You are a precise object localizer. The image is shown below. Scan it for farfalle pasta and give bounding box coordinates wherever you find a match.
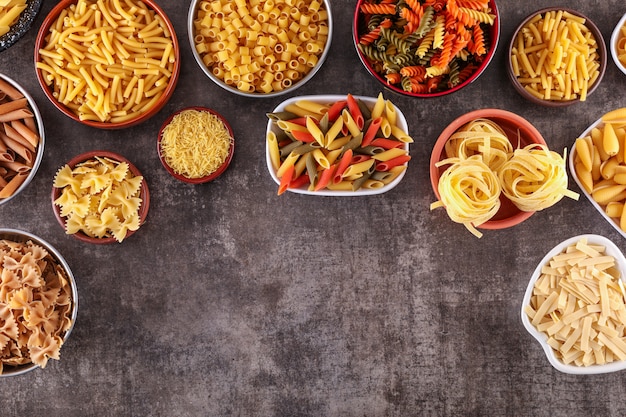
[53,156,145,242]
[0,239,74,373]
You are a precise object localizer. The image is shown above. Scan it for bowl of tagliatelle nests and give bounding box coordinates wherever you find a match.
[51,150,150,244]
[188,0,332,97]
[430,108,579,238]
[353,0,500,97]
[157,107,234,184]
[0,228,78,377]
[33,0,180,129]
[0,73,45,207]
[507,7,606,107]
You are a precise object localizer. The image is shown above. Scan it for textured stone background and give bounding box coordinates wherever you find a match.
[2,1,626,416]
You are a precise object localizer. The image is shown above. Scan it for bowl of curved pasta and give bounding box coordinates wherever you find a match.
[158,106,234,184]
[610,12,626,76]
[507,8,606,107]
[51,150,150,244]
[0,0,43,52]
[522,234,626,374]
[0,73,45,207]
[34,0,180,129]
[188,0,333,97]
[569,108,626,239]
[266,93,412,196]
[0,228,78,377]
[430,108,579,238]
[352,0,500,97]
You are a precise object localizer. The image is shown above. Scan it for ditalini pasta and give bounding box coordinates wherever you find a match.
[0,0,26,37]
[573,108,626,233]
[431,117,578,238]
[36,0,177,123]
[0,238,74,373]
[53,156,145,242]
[510,10,601,102]
[524,237,626,367]
[267,93,412,194]
[356,0,496,94]
[192,0,329,94]
[0,79,40,200]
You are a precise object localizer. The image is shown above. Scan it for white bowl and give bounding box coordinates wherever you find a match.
[265,94,410,196]
[521,234,626,374]
[568,116,626,239]
[610,12,626,76]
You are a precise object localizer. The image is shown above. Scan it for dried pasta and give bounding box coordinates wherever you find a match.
[35,0,177,123]
[0,0,26,37]
[0,238,74,373]
[53,156,144,242]
[524,237,626,367]
[617,21,626,69]
[266,93,412,194]
[357,0,496,94]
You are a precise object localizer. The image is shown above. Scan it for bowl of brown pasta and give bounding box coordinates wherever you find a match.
[188,0,333,97]
[0,73,45,207]
[158,106,235,184]
[430,108,578,238]
[507,8,606,107]
[51,150,150,244]
[0,228,78,377]
[352,0,500,97]
[33,0,180,129]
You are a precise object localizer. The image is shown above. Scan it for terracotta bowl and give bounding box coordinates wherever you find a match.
[0,228,78,377]
[0,73,45,207]
[352,0,500,97]
[51,150,150,244]
[188,0,333,98]
[34,0,180,129]
[157,106,234,184]
[430,108,547,230]
[507,7,606,107]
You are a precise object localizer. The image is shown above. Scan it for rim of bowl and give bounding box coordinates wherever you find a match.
[429,108,547,229]
[352,0,500,98]
[506,7,607,107]
[187,0,333,98]
[0,72,45,207]
[521,234,626,374]
[157,106,235,184]
[0,0,43,53]
[610,12,626,76]
[0,227,78,377]
[33,0,180,129]
[265,94,410,196]
[50,150,150,244]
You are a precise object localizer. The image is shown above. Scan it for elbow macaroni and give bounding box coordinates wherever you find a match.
[193,0,329,94]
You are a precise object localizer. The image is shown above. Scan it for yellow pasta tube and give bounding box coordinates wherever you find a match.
[603,123,620,156]
[575,137,593,171]
[305,116,324,147]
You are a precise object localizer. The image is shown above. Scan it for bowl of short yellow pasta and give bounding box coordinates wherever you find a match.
[610,12,626,76]
[188,0,333,97]
[34,0,180,129]
[507,7,606,107]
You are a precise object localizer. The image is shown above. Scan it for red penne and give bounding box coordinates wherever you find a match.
[361,117,382,147]
[277,164,295,195]
[370,138,404,149]
[314,164,337,191]
[290,129,316,143]
[333,149,353,183]
[375,154,411,171]
[326,100,347,122]
[289,173,310,189]
[283,117,310,126]
[351,154,371,164]
[346,94,364,130]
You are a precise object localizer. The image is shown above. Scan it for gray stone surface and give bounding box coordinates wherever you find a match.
[1,1,626,416]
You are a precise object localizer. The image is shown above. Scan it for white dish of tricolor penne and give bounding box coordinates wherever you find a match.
[265,94,412,196]
[0,73,44,206]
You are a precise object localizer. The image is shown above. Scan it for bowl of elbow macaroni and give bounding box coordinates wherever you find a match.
[352,0,500,97]
[507,7,606,107]
[188,0,333,97]
[33,0,180,129]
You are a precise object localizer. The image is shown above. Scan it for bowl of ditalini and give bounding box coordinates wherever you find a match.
[265,93,412,196]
